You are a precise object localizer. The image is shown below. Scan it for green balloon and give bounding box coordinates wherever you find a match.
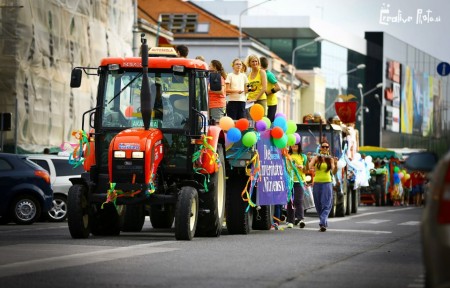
[242,131,257,147]
[273,134,287,149]
[394,166,400,173]
[287,134,296,146]
[286,120,297,134]
[262,117,272,129]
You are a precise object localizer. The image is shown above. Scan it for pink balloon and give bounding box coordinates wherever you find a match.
[294,133,301,144]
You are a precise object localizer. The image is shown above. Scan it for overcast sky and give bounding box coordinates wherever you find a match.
[249,0,449,64]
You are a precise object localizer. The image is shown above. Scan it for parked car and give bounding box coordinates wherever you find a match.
[27,153,84,222]
[405,151,449,288]
[0,153,53,225]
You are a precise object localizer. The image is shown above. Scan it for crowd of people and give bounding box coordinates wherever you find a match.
[174,45,425,233]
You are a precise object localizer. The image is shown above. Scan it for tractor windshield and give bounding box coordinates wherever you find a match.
[102,70,191,129]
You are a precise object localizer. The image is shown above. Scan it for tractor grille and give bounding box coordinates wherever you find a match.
[111,158,145,183]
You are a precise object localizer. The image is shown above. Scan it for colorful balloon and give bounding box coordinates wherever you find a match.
[287,134,296,146]
[226,127,242,143]
[255,120,267,132]
[242,131,257,147]
[219,116,235,131]
[394,166,400,173]
[275,112,286,119]
[249,104,264,121]
[270,127,284,139]
[235,118,249,131]
[294,133,301,144]
[273,117,287,132]
[286,120,297,134]
[262,117,271,129]
[273,134,288,148]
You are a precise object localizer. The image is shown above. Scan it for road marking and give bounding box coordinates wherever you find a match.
[300,227,391,234]
[0,241,178,278]
[399,221,420,226]
[356,219,391,224]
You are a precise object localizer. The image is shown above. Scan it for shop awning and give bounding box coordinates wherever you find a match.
[359,146,402,159]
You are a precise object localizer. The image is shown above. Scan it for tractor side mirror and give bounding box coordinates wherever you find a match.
[70,68,82,88]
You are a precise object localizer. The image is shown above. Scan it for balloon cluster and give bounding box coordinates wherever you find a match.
[393,166,410,184]
[220,104,301,149]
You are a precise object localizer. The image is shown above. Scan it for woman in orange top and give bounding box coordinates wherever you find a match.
[246,55,267,116]
[208,60,227,122]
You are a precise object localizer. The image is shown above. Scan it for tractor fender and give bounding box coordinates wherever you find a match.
[200,125,225,174]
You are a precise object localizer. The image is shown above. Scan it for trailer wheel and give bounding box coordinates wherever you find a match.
[150,205,175,229]
[252,205,273,230]
[67,184,90,238]
[345,187,352,215]
[225,173,252,234]
[121,204,145,232]
[328,190,337,218]
[90,203,121,236]
[175,186,198,240]
[351,188,359,213]
[196,145,226,237]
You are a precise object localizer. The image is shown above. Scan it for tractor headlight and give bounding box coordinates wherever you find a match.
[132,151,144,159]
[114,151,126,158]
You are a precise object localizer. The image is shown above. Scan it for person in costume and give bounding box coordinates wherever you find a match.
[286,144,308,228]
[308,141,337,232]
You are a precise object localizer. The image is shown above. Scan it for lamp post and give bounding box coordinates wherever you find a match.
[325,63,366,115]
[289,37,322,120]
[357,82,383,147]
[238,0,272,59]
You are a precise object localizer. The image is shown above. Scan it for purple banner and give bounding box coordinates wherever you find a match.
[256,130,287,205]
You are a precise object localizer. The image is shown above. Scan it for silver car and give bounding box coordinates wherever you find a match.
[405,151,450,288]
[27,154,84,222]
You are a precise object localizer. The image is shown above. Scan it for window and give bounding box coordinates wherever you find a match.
[0,158,12,171]
[160,14,206,33]
[52,159,84,176]
[30,159,50,173]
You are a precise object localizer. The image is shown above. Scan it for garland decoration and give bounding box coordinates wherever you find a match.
[192,134,220,192]
[66,130,90,168]
[241,151,259,212]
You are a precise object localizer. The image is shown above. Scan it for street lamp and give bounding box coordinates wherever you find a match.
[238,0,272,59]
[290,37,322,119]
[325,63,366,115]
[338,64,366,95]
[357,82,383,147]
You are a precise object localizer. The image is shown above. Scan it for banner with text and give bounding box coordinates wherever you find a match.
[256,130,287,205]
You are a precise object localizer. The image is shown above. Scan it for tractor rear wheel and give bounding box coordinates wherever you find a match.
[196,145,226,237]
[225,173,252,235]
[175,186,198,240]
[67,184,90,238]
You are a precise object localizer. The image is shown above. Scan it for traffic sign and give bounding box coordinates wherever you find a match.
[437,62,450,76]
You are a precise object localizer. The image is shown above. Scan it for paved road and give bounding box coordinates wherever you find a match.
[0,206,424,288]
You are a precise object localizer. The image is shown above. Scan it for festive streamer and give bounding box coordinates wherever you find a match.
[192,134,220,192]
[66,130,90,168]
[241,151,259,212]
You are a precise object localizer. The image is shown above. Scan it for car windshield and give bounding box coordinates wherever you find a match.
[102,70,190,129]
[300,130,342,158]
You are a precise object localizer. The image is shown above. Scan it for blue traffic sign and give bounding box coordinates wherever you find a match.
[437,62,450,76]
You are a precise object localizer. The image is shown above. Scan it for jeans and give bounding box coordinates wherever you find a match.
[312,182,333,227]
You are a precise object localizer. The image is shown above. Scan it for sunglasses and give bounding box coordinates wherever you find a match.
[321,145,329,148]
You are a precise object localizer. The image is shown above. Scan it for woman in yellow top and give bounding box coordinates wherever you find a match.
[246,55,267,116]
[308,141,337,232]
[286,144,307,228]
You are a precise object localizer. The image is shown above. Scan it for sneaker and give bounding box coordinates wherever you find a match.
[299,220,305,228]
[272,223,279,230]
[287,223,294,228]
[294,218,300,226]
[319,225,326,232]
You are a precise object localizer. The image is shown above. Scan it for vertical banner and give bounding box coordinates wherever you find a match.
[256,130,287,205]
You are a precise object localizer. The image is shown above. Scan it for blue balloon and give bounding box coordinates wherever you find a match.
[227,127,242,143]
[273,116,287,132]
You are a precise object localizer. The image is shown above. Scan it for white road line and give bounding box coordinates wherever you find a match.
[299,227,392,234]
[0,241,178,278]
[355,219,391,224]
[399,221,421,226]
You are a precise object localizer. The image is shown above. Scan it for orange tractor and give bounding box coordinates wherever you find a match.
[67,36,226,240]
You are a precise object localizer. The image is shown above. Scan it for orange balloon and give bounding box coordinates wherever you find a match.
[219,116,235,131]
[271,127,284,139]
[125,106,133,117]
[235,118,249,131]
[249,104,264,121]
